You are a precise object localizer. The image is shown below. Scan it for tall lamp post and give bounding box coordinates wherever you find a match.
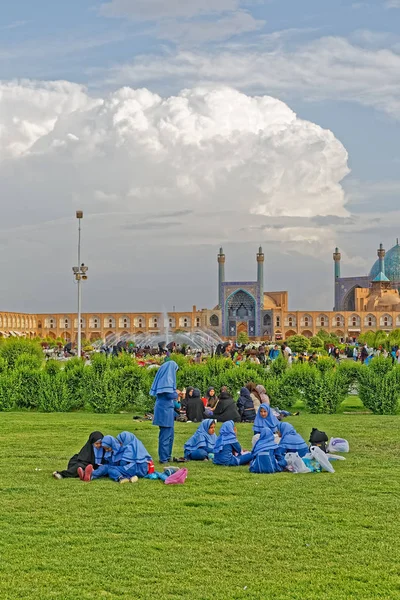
[72,211,88,357]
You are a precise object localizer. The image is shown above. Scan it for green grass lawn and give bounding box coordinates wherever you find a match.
[1,413,400,600]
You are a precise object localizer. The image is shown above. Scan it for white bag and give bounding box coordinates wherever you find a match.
[310,446,335,473]
[326,454,346,461]
[328,437,349,453]
[285,452,311,474]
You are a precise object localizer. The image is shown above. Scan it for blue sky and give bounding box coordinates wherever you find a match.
[0,0,400,312]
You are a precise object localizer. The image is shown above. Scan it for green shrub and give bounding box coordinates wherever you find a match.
[358,363,400,415]
[9,367,42,409]
[0,372,12,410]
[285,335,310,354]
[38,371,71,412]
[0,338,43,369]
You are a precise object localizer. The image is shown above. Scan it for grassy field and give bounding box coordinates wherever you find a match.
[1,413,400,600]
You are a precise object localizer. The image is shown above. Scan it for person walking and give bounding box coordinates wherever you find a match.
[150,360,179,464]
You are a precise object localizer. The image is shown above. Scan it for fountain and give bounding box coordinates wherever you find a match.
[92,326,223,354]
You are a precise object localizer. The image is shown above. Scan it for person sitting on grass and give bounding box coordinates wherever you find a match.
[185,387,205,423]
[183,419,217,461]
[249,428,287,474]
[52,431,103,480]
[212,420,252,466]
[276,422,308,458]
[253,403,280,435]
[78,435,124,481]
[213,386,241,423]
[237,386,256,422]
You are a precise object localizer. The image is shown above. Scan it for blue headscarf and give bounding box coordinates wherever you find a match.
[117,431,135,446]
[121,434,152,464]
[150,361,179,396]
[93,444,104,464]
[278,422,308,450]
[214,421,238,454]
[252,428,277,455]
[184,419,217,453]
[102,435,123,462]
[253,403,280,433]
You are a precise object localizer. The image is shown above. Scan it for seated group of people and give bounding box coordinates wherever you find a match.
[184,403,308,474]
[53,430,154,484]
[176,383,294,424]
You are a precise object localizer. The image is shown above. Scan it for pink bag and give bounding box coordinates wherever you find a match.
[164,468,188,485]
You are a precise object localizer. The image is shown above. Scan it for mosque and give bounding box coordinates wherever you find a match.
[1,243,400,343]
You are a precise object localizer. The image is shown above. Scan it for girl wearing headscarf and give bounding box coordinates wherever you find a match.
[276,422,308,458]
[151,360,179,464]
[186,388,205,422]
[212,421,252,466]
[117,431,135,446]
[253,403,280,435]
[81,435,125,481]
[255,384,270,406]
[213,387,240,423]
[52,431,103,479]
[237,387,256,422]
[203,387,218,417]
[106,434,153,483]
[184,419,217,461]
[249,428,287,474]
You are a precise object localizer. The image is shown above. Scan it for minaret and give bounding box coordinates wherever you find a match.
[257,246,264,298]
[217,247,225,309]
[257,246,264,337]
[333,247,341,310]
[378,243,386,276]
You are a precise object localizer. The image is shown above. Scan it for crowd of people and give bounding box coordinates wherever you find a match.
[53,360,322,482]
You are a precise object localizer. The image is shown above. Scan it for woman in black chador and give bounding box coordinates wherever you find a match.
[53,431,104,479]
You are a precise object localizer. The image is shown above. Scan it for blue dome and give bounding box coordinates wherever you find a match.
[370,242,400,281]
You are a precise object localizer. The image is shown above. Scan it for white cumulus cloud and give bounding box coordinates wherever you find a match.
[0,82,349,228]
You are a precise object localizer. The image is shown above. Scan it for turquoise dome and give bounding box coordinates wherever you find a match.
[370,242,400,281]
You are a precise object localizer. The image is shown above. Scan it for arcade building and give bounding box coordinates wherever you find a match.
[1,243,400,343]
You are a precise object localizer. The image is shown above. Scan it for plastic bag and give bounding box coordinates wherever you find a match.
[285,452,311,473]
[328,437,349,453]
[165,467,188,485]
[310,446,335,473]
[326,454,346,461]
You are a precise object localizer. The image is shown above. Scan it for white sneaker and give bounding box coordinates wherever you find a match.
[129,476,139,484]
[53,472,62,480]
[119,478,130,484]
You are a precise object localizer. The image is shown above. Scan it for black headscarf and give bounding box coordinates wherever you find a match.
[75,431,103,466]
[186,388,205,422]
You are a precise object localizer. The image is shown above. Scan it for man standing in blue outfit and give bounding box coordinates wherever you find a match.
[150,360,179,464]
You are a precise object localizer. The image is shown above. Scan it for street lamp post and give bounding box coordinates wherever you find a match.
[72,211,88,358]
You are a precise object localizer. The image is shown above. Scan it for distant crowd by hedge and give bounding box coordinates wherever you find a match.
[0,338,399,415]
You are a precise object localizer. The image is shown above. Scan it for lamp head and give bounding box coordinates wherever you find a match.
[76,210,83,219]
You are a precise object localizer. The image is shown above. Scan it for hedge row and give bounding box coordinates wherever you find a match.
[0,339,399,414]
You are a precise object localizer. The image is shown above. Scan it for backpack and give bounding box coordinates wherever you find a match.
[309,428,328,453]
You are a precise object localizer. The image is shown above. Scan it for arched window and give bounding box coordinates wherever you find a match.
[104,316,115,328]
[288,317,293,327]
[65,319,69,329]
[210,314,219,327]
[119,316,130,329]
[336,317,341,327]
[196,317,200,327]
[276,316,281,327]
[380,314,392,327]
[263,313,271,326]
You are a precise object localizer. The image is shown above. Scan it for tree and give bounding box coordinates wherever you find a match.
[285,334,310,354]
[309,336,324,351]
[237,331,249,345]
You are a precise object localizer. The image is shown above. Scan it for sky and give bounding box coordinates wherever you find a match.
[1,0,400,314]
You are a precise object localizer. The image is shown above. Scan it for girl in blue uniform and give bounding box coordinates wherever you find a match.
[249,428,287,474]
[253,403,280,435]
[184,419,217,461]
[151,361,179,464]
[276,422,308,458]
[107,434,152,483]
[213,421,252,466]
[79,434,124,481]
